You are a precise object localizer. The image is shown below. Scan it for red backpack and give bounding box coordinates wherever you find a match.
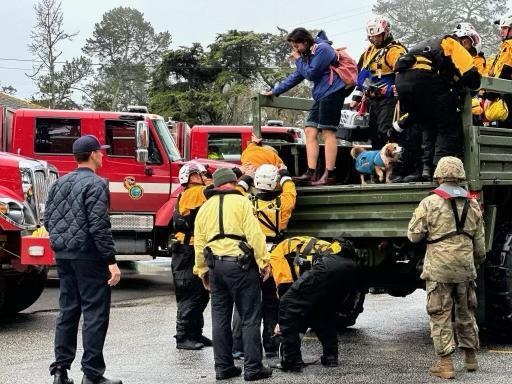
[311,44,358,87]
[331,47,358,87]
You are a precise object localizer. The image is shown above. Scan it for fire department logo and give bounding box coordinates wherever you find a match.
[123,176,144,200]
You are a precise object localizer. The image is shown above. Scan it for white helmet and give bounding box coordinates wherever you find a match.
[453,22,482,52]
[179,161,207,186]
[499,14,512,28]
[366,15,391,38]
[254,164,279,191]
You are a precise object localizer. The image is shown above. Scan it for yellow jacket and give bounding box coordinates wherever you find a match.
[269,236,341,287]
[488,39,512,79]
[473,54,486,75]
[174,184,207,245]
[252,179,297,240]
[241,143,284,168]
[360,41,406,77]
[193,189,269,278]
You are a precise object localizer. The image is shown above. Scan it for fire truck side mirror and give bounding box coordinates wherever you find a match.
[135,121,149,164]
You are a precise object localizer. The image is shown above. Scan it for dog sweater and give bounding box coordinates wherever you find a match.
[355,150,385,175]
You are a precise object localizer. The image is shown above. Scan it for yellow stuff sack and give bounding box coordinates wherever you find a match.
[471,98,483,115]
[485,98,509,121]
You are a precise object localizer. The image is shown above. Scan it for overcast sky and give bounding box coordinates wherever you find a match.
[1,0,510,99]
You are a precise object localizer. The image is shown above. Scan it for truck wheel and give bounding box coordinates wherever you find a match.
[485,225,512,341]
[2,267,48,315]
[336,289,366,330]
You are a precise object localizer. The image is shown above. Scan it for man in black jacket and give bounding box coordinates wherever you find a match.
[45,135,122,384]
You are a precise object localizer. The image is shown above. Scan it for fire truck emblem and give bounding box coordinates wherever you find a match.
[123,176,144,200]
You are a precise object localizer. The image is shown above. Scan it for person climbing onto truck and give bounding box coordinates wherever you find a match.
[262,28,354,186]
[241,135,286,169]
[393,31,481,182]
[407,156,485,380]
[350,16,407,150]
[273,237,360,372]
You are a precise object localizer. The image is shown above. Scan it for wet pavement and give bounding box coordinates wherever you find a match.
[1,263,512,384]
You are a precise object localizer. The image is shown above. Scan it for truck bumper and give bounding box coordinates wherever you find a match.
[20,236,54,265]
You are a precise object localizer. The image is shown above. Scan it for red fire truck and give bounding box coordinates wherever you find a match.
[0,149,57,315]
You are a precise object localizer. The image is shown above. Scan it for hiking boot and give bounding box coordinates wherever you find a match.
[462,348,478,372]
[216,366,242,380]
[195,335,213,347]
[402,172,422,183]
[422,165,433,181]
[81,375,122,384]
[176,338,204,350]
[53,368,74,384]
[429,355,455,379]
[244,366,273,381]
[320,355,338,367]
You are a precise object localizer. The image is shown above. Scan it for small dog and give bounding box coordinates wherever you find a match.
[350,143,403,184]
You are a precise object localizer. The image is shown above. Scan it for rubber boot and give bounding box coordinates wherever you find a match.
[429,355,455,379]
[462,348,478,372]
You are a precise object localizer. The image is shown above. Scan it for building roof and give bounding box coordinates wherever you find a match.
[0,92,43,109]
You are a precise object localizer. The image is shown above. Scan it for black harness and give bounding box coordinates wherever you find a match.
[207,193,247,243]
[427,187,474,244]
[284,238,324,281]
[172,192,199,245]
[252,195,282,242]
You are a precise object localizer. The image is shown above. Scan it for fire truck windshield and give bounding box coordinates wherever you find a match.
[152,119,182,161]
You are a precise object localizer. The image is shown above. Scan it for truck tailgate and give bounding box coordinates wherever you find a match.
[287,183,434,238]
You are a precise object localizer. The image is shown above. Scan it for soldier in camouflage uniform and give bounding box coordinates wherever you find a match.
[407,156,485,379]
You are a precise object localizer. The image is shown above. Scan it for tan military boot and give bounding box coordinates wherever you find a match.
[462,348,478,371]
[429,355,455,379]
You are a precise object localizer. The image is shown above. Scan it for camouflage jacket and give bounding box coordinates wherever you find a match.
[407,193,485,283]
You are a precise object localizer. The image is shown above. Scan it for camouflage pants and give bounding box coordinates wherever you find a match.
[426,280,479,356]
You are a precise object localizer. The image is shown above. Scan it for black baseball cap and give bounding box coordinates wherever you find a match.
[72,135,110,154]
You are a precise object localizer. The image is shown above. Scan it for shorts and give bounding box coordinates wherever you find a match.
[305,89,347,130]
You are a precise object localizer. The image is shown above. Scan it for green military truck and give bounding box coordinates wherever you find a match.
[252,77,512,340]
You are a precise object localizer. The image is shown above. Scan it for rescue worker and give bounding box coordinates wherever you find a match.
[393,32,481,182]
[407,156,485,380]
[241,135,286,169]
[234,164,297,358]
[350,15,407,149]
[453,23,485,75]
[193,168,273,381]
[486,14,512,127]
[263,28,354,186]
[171,161,212,350]
[275,238,360,372]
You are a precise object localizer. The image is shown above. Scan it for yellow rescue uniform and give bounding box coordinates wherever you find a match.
[241,143,284,168]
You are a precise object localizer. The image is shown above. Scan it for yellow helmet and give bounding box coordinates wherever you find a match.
[433,156,466,181]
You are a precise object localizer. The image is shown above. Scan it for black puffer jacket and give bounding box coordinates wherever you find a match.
[44,167,116,264]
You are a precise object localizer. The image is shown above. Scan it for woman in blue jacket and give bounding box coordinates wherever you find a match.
[263,28,351,186]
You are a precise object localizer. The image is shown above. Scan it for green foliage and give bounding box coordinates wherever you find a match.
[150,28,314,126]
[374,0,509,54]
[83,7,171,111]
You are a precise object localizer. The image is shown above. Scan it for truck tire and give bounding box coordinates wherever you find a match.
[336,289,366,330]
[2,267,48,315]
[485,225,512,341]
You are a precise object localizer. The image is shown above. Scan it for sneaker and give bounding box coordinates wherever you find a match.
[176,339,204,350]
[216,366,242,380]
[402,172,421,182]
[232,350,244,360]
[244,366,273,381]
